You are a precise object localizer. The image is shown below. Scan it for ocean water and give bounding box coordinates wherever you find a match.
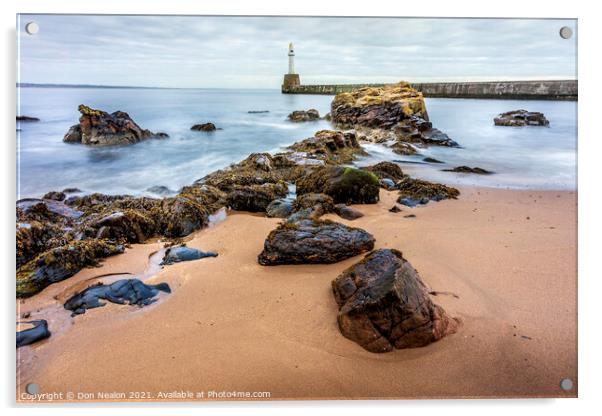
[16,87,577,199]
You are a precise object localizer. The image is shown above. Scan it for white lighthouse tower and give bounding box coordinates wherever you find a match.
[288,42,295,74]
[282,42,300,92]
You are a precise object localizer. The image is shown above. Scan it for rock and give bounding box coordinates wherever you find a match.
[389,205,402,213]
[296,166,380,204]
[391,141,419,155]
[331,82,428,129]
[266,198,294,218]
[62,187,82,194]
[331,249,458,352]
[404,214,416,218]
[494,110,549,126]
[146,185,175,196]
[17,320,51,347]
[258,219,375,265]
[394,116,459,147]
[226,182,288,212]
[88,210,156,243]
[380,178,396,190]
[16,240,125,298]
[396,177,460,207]
[292,193,336,213]
[288,130,366,165]
[423,157,444,164]
[248,110,269,114]
[63,104,163,146]
[42,191,66,201]
[160,196,211,238]
[443,166,493,174]
[64,279,171,316]
[155,132,170,138]
[160,244,217,265]
[334,204,364,220]
[361,161,405,182]
[17,115,40,122]
[191,122,218,131]
[288,109,320,122]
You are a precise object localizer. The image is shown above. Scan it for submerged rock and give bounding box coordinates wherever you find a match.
[396,177,460,207]
[191,122,219,132]
[331,82,428,129]
[63,104,163,146]
[16,319,51,348]
[258,219,375,265]
[494,110,549,127]
[296,166,380,204]
[146,185,175,196]
[331,249,458,352]
[17,239,125,298]
[17,115,40,122]
[443,166,493,175]
[423,157,444,164]
[160,244,217,265]
[288,109,320,122]
[64,279,171,316]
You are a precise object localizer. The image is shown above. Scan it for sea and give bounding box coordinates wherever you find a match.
[16,87,577,199]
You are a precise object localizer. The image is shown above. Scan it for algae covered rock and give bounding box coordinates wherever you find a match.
[63,104,163,146]
[361,161,405,182]
[296,166,380,204]
[258,219,375,265]
[288,109,320,122]
[396,177,460,207]
[226,182,288,212]
[330,82,428,129]
[288,130,366,165]
[17,239,125,298]
[332,248,458,352]
[266,198,294,218]
[494,110,549,127]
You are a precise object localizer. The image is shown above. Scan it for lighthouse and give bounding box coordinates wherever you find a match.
[282,42,300,92]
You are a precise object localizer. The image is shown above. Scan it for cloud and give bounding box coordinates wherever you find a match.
[17,15,577,88]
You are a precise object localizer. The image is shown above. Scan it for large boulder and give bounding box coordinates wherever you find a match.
[330,82,428,129]
[296,166,380,204]
[258,219,375,265]
[494,110,549,127]
[63,104,164,146]
[332,249,458,352]
[288,130,366,165]
[226,182,288,212]
[396,177,460,207]
[288,109,320,122]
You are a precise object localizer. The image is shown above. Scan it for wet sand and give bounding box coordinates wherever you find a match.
[16,187,577,401]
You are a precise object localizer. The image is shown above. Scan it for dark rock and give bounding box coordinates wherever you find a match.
[292,193,335,213]
[288,130,366,165]
[146,185,175,196]
[160,244,217,265]
[361,161,405,182]
[17,240,125,298]
[248,110,269,114]
[258,219,375,265]
[42,191,66,201]
[443,166,494,175]
[155,132,169,138]
[389,205,402,213]
[63,104,163,146]
[160,196,211,238]
[404,214,417,218]
[334,204,364,220]
[191,122,218,132]
[391,141,419,155]
[394,116,459,147]
[62,187,82,194]
[17,115,40,122]
[17,320,51,347]
[396,177,459,207]
[423,157,444,164]
[88,210,156,243]
[266,198,294,218]
[64,279,171,316]
[494,110,549,127]
[288,109,320,122]
[296,166,380,204]
[380,178,396,190]
[331,249,458,352]
[226,182,288,212]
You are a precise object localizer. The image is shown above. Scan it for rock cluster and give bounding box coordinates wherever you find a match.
[494,110,549,126]
[63,104,168,146]
[332,249,458,352]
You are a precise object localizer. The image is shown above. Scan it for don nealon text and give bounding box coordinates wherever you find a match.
[20,390,272,401]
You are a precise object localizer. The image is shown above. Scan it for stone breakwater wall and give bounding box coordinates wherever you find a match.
[282,80,578,100]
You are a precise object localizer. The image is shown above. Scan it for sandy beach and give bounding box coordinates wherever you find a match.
[16,186,577,401]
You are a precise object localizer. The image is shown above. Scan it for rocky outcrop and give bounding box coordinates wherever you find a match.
[296,166,380,204]
[332,249,458,352]
[494,110,549,126]
[64,279,171,316]
[17,320,50,348]
[361,161,405,182]
[288,130,366,165]
[226,182,288,212]
[258,219,375,265]
[160,244,217,265]
[396,177,460,207]
[394,116,459,147]
[443,166,493,174]
[63,104,166,146]
[330,82,428,129]
[288,109,320,122]
[191,122,219,131]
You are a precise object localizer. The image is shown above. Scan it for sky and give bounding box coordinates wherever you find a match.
[17,15,577,89]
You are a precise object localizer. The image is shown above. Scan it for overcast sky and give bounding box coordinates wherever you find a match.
[17,15,577,88]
